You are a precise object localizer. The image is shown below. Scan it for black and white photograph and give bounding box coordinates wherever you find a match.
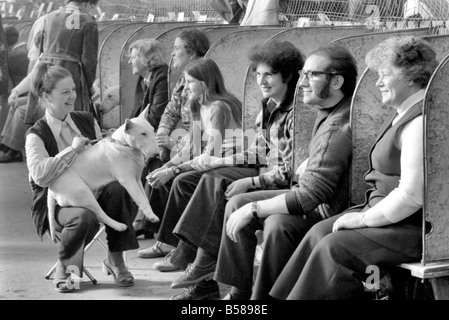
[1,0,449,307]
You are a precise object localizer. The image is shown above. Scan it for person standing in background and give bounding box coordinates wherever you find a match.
[0,25,29,163]
[4,25,28,89]
[24,0,99,125]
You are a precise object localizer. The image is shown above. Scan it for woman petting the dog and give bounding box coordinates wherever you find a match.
[25,63,139,293]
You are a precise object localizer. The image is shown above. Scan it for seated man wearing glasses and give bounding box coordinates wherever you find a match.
[214,43,358,300]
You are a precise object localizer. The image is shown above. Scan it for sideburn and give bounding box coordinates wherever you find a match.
[316,78,332,99]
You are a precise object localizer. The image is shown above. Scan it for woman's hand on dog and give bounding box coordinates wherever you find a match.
[71,136,91,153]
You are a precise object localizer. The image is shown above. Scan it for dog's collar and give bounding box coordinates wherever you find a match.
[107,136,132,148]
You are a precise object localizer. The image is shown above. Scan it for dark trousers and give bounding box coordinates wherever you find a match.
[214,189,322,298]
[146,178,171,234]
[269,213,421,300]
[154,170,205,247]
[149,170,206,269]
[173,167,259,257]
[54,182,139,278]
[137,157,165,232]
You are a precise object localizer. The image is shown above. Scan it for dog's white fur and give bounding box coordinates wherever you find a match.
[47,117,160,242]
[99,85,120,114]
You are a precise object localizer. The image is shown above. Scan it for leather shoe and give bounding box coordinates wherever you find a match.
[221,288,251,300]
[170,279,220,300]
[0,150,23,163]
[171,261,216,289]
[153,250,182,272]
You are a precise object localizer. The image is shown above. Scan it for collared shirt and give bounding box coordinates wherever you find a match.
[46,112,83,151]
[143,71,152,87]
[139,72,153,119]
[393,89,425,126]
[234,97,294,189]
[371,89,424,223]
[158,74,191,132]
[25,111,102,187]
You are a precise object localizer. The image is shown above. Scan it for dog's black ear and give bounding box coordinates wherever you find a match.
[125,119,132,132]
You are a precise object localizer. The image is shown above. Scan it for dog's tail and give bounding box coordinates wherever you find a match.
[47,192,58,244]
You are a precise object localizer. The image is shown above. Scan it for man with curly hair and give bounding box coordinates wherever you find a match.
[215,43,358,300]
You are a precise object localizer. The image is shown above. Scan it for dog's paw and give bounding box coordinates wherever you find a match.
[144,212,160,224]
[110,222,128,232]
[141,208,160,223]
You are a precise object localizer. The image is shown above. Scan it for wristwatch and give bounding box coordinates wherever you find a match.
[251,202,260,220]
[171,167,181,176]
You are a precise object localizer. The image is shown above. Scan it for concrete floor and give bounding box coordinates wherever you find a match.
[0,160,229,300]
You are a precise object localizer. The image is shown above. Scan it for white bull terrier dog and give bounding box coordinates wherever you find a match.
[47,117,160,242]
[99,85,120,114]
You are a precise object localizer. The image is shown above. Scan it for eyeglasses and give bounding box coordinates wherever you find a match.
[299,70,339,81]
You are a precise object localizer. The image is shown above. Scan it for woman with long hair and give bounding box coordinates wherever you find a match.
[138,58,243,265]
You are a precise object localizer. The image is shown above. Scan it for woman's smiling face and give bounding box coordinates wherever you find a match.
[184,72,204,100]
[376,61,413,108]
[256,63,288,103]
[44,76,77,120]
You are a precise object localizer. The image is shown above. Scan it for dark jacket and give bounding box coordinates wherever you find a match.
[7,42,29,88]
[39,4,98,112]
[131,64,169,131]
